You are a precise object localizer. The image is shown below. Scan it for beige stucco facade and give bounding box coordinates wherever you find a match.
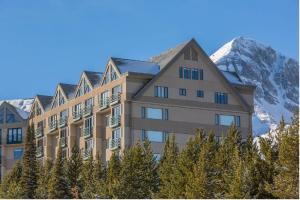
[29,39,255,163]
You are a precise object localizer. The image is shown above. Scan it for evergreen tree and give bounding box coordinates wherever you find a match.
[66,144,83,198]
[20,123,38,198]
[81,152,96,198]
[36,159,53,198]
[0,161,23,198]
[267,114,299,198]
[185,132,217,198]
[116,140,158,198]
[105,152,121,198]
[48,146,71,199]
[156,134,181,198]
[94,152,106,198]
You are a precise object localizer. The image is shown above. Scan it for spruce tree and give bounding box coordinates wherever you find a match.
[156,134,181,198]
[66,144,83,198]
[20,123,38,198]
[48,146,71,198]
[81,152,96,198]
[94,152,106,198]
[36,159,53,198]
[0,161,23,198]
[105,152,121,198]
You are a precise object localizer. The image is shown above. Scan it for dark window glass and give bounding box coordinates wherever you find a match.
[179,88,187,96]
[197,90,204,97]
[184,68,191,79]
[215,92,228,104]
[155,86,168,98]
[179,67,183,78]
[7,128,22,144]
[192,69,199,80]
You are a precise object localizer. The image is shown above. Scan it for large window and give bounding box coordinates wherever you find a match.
[141,130,167,142]
[13,148,23,160]
[112,128,121,139]
[179,88,187,96]
[179,67,203,80]
[6,110,20,123]
[141,107,168,120]
[7,128,22,144]
[73,103,81,115]
[215,92,228,104]
[112,85,122,95]
[85,98,94,108]
[154,86,168,98]
[215,114,241,127]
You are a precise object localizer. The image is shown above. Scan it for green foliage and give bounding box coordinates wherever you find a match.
[105,152,121,198]
[20,124,38,198]
[66,144,83,198]
[36,159,53,198]
[47,146,71,199]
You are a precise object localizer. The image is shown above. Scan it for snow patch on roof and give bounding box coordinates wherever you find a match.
[0,99,34,119]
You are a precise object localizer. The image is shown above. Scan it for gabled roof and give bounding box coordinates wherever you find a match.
[0,101,28,120]
[150,40,189,69]
[134,38,252,112]
[83,71,103,88]
[59,83,77,99]
[111,57,160,75]
[36,95,53,111]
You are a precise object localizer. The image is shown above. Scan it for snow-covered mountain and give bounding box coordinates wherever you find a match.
[210,37,299,136]
[0,99,34,119]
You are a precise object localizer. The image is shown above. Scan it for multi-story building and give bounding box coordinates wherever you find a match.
[29,39,255,162]
[0,101,29,179]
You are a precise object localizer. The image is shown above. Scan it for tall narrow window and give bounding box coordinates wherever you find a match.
[215,92,228,104]
[197,90,204,98]
[154,86,168,98]
[179,67,183,78]
[179,88,187,96]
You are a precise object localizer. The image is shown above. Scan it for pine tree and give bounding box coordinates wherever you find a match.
[185,132,217,198]
[177,129,205,197]
[36,159,53,198]
[156,134,181,198]
[48,146,71,198]
[66,144,83,198]
[81,152,96,198]
[94,152,106,198]
[105,152,121,198]
[20,123,38,198]
[267,114,299,198]
[0,161,23,198]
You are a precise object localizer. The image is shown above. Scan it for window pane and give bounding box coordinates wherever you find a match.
[14,148,23,160]
[147,131,163,142]
[219,115,235,126]
[146,108,163,119]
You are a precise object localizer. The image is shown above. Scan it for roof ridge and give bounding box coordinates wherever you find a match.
[111,57,155,63]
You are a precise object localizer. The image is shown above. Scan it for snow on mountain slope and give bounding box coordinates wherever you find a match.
[210,37,299,136]
[0,99,34,119]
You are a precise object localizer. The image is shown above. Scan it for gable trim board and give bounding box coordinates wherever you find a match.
[133,38,253,113]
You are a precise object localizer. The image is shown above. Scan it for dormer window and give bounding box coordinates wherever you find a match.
[183,47,198,61]
[52,90,65,109]
[76,78,91,97]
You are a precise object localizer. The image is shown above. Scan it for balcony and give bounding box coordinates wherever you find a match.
[110,93,121,105]
[48,121,57,133]
[109,115,121,128]
[60,137,67,148]
[72,111,82,122]
[99,97,110,110]
[108,138,121,150]
[36,146,43,158]
[59,117,68,128]
[35,127,43,138]
[82,127,92,139]
[83,106,93,117]
[82,148,92,160]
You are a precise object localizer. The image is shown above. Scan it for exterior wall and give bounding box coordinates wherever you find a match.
[0,105,27,180]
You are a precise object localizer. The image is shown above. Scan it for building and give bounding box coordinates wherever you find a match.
[0,100,32,179]
[29,39,255,162]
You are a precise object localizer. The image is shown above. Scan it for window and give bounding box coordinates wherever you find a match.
[76,79,91,97]
[84,117,93,130]
[7,128,22,144]
[48,115,57,126]
[85,98,94,108]
[110,66,119,81]
[60,127,68,138]
[191,48,198,61]
[141,107,168,120]
[112,105,121,117]
[215,92,228,104]
[85,139,93,151]
[6,110,20,123]
[60,109,68,119]
[73,103,81,115]
[0,109,4,124]
[183,68,191,79]
[197,90,204,98]
[154,86,168,98]
[215,114,241,127]
[179,88,187,96]
[112,128,121,139]
[112,85,122,95]
[13,148,23,160]
[141,130,167,142]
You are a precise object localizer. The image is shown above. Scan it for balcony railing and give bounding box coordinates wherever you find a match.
[110,93,121,105]
[82,148,92,160]
[48,120,57,132]
[72,110,82,122]
[83,106,93,117]
[109,115,121,128]
[35,127,43,138]
[36,146,43,158]
[82,127,92,139]
[59,117,68,128]
[99,97,110,110]
[60,137,67,148]
[108,138,121,150]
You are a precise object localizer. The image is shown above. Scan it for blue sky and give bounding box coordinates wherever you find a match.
[0,0,298,99]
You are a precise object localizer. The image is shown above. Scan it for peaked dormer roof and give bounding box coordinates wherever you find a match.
[59,83,77,99]
[83,71,103,88]
[111,57,160,75]
[36,95,53,111]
